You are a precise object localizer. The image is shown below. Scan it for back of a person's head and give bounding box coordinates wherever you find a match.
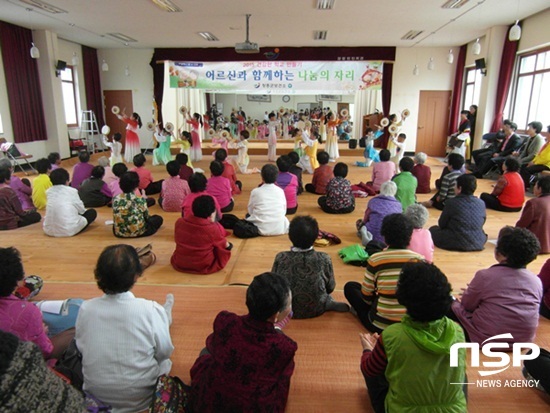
[0,168,10,184]
[381,213,414,248]
[399,157,414,172]
[97,156,109,168]
[536,176,550,194]
[50,168,70,185]
[78,151,90,163]
[276,155,291,173]
[91,165,105,179]
[210,160,225,177]
[240,130,250,140]
[0,246,24,297]
[246,272,290,321]
[166,161,180,177]
[413,152,427,165]
[261,164,278,184]
[496,227,540,268]
[112,163,128,178]
[397,261,453,322]
[333,162,348,178]
[287,151,299,164]
[405,204,429,229]
[175,153,189,166]
[192,195,216,218]
[317,151,330,165]
[379,180,397,197]
[456,174,476,195]
[35,158,51,174]
[0,158,11,170]
[528,121,543,134]
[188,172,207,193]
[289,215,319,249]
[504,156,520,172]
[119,171,140,193]
[47,152,60,164]
[214,149,227,162]
[95,244,142,294]
[379,149,391,162]
[113,132,122,141]
[133,153,146,168]
[448,153,464,171]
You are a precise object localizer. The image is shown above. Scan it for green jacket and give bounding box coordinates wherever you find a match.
[392,172,417,211]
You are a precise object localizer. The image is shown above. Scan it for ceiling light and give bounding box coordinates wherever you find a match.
[447,49,454,64]
[428,57,435,71]
[150,0,182,12]
[71,52,78,66]
[401,30,424,41]
[441,0,470,9]
[106,33,138,43]
[20,0,67,14]
[30,42,40,59]
[198,32,219,41]
[314,31,328,41]
[509,20,521,41]
[101,59,109,72]
[472,38,481,55]
[316,0,335,10]
[413,65,420,76]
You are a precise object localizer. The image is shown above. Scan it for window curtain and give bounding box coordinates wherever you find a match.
[490,23,520,132]
[381,62,393,148]
[82,45,105,127]
[353,89,382,140]
[150,57,165,127]
[0,21,47,143]
[449,45,468,134]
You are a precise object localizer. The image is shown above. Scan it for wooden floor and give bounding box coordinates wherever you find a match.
[5,144,550,412]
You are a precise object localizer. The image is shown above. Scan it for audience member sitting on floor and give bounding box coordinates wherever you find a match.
[78,165,112,208]
[538,258,550,319]
[109,162,156,208]
[405,203,434,263]
[392,157,417,211]
[305,151,333,194]
[206,160,234,213]
[345,213,422,333]
[474,120,521,178]
[0,158,34,211]
[132,153,163,195]
[159,160,190,212]
[275,155,299,215]
[190,272,297,413]
[171,195,232,274]
[47,152,61,171]
[215,148,242,195]
[516,176,550,254]
[360,261,467,413]
[0,168,41,230]
[43,168,97,237]
[356,180,402,245]
[480,156,524,212]
[176,153,194,182]
[182,172,222,220]
[520,127,550,189]
[287,151,304,195]
[368,149,396,193]
[430,174,487,251]
[113,171,163,238]
[450,226,542,345]
[31,158,52,210]
[70,150,94,189]
[411,152,431,194]
[97,155,117,186]
[272,215,349,318]
[423,153,464,210]
[318,162,355,214]
[76,244,174,413]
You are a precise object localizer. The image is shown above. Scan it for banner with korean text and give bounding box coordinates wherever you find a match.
[168,61,383,93]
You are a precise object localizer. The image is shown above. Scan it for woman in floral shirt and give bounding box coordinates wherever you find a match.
[113,171,163,237]
[318,162,355,214]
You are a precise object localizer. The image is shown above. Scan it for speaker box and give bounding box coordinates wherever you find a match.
[56,60,67,71]
[475,58,486,70]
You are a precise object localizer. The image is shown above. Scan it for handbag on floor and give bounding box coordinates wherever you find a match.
[233,219,260,238]
[149,374,191,413]
[338,244,368,266]
[54,338,83,390]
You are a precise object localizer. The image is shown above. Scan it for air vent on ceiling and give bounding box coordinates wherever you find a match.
[316,0,335,10]
[150,0,182,12]
[401,30,424,40]
[106,33,138,43]
[198,32,219,42]
[441,0,470,9]
[314,31,328,40]
[20,0,67,14]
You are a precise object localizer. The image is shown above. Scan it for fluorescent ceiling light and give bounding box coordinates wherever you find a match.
[316,0,335,10]
[401,30,424,40]
[314,31,328,40]
[441,0,470,9]
[150,0,182,12]
[20,0,67,14]
[198,32,219,41]
[106,33,138,43]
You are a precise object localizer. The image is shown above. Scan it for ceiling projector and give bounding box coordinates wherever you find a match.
[235,14,259,54]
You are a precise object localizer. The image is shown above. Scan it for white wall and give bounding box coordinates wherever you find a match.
[518,7,550,53]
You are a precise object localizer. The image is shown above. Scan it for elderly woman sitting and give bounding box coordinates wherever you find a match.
[356,181,403,245]
[450,227,542,345]
[404,204,434,262]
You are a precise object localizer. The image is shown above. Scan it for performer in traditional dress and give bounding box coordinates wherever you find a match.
[186,112,203,162]
[152,126,173,166]
[267,113,280,162]
[325,111,340,161]
[117,111,142,163]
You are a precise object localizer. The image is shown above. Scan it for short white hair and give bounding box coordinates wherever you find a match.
[405,204,429,228]
[379,180,398,197]
[414,152,427,165]
[97,156,109,167]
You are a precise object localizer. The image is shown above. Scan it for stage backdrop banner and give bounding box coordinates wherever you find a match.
[168,61,383,93]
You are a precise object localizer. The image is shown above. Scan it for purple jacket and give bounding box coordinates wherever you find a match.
[10,175,34,210]
[71,162,94,189]
[364,195,403,242]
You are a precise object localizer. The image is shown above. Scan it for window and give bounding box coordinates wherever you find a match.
[60,66,79,127]
[510,47,550,130]
[462,67,482,110]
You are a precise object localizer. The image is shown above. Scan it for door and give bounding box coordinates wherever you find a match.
[104,90,134,151]
[416,91,451,157]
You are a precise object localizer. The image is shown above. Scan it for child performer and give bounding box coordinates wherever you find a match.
[232,130,259,174]
[325,111,340,162]
[258,120,268,140]
[103,132,123,166]
[361,128,383,167]
[293,128,319,175]
[187,112,203,162]
[267,113,279,162]
[174,131,193,168]
[389,133,407,167]
[116,111,142,163]
[152,126,173,166]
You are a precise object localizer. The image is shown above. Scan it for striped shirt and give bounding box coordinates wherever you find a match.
[361,249,423,330]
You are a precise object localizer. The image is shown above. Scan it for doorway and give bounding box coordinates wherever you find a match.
[104,90,134,151]
[416,91,451,157]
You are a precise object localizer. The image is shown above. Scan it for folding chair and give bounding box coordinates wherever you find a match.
[0,137,37,175]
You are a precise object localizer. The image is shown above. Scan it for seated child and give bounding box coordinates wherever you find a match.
[44,168,97,237]
[70,151,94,189]
[318,162,355,214]
[275,155,299,215]
[47,152,61,171]
[305,151,333,194]
[287,151,304,195]
[78,166,112,208]
[411,152,431,194]
[369,149,396,193]
[171,195,232,274]
[182,172,222,220]
[0,168,41,230]
[215,148,241,194]
[31,158,52,210]
[0,158,33,211]
[361,261,466,413]
[423,153,464,210]
[102,132,123,166]
[132,153,163,195]
[176,153,194,182]
[113,171,163,238]
[272,215,349,318]
[392,157,418,211]
[159,160,190,212]
[404,204,434,262]
[206,160,234,212]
